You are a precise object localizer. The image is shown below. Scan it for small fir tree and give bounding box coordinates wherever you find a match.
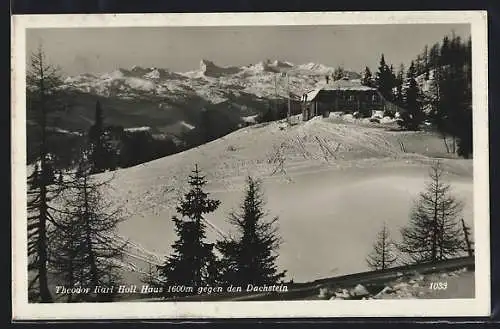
[159,165,220,297]
[217,176,286,286]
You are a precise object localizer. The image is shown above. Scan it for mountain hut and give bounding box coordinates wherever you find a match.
[300,78,391,121]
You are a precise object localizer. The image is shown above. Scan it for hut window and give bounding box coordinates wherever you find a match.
[372,94,378,102]
[349,95,354,101]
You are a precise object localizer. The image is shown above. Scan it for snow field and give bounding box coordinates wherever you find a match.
[93,117,473,284]
[319,267,474,300]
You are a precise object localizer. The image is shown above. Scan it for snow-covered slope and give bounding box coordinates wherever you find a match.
[96,117,473,283]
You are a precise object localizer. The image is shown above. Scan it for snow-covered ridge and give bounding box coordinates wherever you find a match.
[60,59,361,104]
[124,126,152,133]
[296,62,335,74]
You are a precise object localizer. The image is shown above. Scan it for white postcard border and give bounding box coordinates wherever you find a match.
[11,11,490,320]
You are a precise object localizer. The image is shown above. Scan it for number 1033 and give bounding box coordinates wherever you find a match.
[429,282,448,290]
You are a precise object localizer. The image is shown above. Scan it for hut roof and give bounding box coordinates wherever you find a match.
[303,79,376,102]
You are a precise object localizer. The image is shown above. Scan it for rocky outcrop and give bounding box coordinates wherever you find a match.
[199,59,241,77]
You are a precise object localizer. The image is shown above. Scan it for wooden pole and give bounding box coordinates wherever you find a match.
[287,74,291,124]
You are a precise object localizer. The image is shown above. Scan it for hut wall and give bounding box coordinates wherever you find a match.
[302,89,386,121]
[324,90,384,115]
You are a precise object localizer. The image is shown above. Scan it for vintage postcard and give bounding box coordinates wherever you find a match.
[11,11,490,319]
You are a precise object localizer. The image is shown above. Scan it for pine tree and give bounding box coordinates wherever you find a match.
[389,64,398,100]
[450,33,462,65]
[366,222,397,270]
[26,46,66,303]
[159,165,220,297]
[88,101,105,172]
[440,35,451,66]
[400,61,423,130]
[429,43,441,71]
[427,42,453,153]
[361,66,373,87]
[217,176,286,286]
[399,161,467,264]
[455,36,473,158]
[395,63,405,106]
[88,101,117,172]
[49,153,125,302]
[423,45,430,80]
[434,34,472,157]
[333,66,346,81]
[375,54,393,101]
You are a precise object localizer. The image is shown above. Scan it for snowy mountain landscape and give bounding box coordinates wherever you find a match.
[25,24,476,304]
[30,57,475,300]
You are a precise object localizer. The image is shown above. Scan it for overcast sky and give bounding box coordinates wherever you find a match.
[26,24,470,76]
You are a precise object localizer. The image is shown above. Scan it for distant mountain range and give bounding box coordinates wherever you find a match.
[30,57,449,146]
[37,60,361,136]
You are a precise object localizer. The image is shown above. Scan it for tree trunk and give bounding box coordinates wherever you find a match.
[461,218,474,257]
[67,257,74,302]
[381,232,386,270]
[37,59,53,303]
[37,191,52,302]
[83,174,99,287]
[431,179,440,261]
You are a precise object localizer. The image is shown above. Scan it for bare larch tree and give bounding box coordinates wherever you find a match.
[26,46,65,302]
[399,161,467,264]
[366,222,397,270]
[49,153,126,302]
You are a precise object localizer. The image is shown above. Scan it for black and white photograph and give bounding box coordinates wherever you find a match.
[11,11,490,319]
